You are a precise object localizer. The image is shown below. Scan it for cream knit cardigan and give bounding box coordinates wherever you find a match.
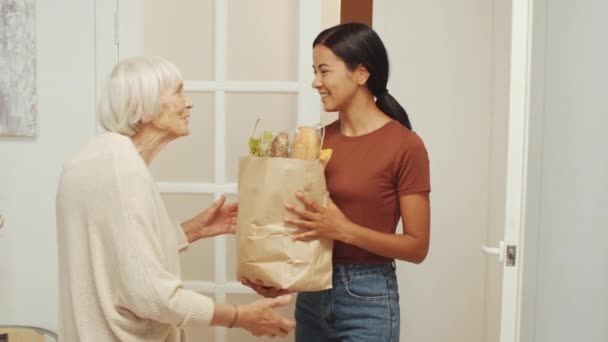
[56,132,214,341]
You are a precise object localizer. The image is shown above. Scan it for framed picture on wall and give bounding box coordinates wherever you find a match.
[0,0,36,137]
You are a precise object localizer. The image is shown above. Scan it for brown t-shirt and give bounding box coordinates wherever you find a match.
[323,119,431,265]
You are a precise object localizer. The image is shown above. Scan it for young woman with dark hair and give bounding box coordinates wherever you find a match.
[244,23,431,341]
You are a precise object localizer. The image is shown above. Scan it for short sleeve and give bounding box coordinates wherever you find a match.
[396,133,431,196]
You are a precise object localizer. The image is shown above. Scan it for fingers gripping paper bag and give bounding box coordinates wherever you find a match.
[236,123,334,291]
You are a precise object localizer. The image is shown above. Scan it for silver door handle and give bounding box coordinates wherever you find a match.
[481,240,505,263]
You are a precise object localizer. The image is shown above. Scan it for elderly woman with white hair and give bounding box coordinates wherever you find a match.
[56,56,295,341]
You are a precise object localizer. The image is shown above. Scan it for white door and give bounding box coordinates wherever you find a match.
[373,0,543,341]
[97,1,324,341]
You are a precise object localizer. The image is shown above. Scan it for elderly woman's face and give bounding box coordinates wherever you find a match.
[152,82,192,138]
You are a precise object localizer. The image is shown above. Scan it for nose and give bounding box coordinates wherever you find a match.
[311,73,322,89]
[185,95,193,109]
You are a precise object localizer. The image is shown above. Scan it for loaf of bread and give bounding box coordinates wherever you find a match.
[292,126,320,160]
[268,132,290,158]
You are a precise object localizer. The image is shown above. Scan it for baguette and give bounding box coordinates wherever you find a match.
[292,126,320,160]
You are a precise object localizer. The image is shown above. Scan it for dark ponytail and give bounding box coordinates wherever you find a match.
[313,23,412,130]
[376,91,411,130]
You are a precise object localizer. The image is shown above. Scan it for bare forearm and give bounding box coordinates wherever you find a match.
[343,222,429,264]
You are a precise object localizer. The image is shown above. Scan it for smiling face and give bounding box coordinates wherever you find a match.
[311,44,369,112]
[150,82,193,139]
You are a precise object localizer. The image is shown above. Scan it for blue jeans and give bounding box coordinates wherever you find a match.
[295,263,400,342]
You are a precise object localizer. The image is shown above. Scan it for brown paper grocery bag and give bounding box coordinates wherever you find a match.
[236,156,333,292]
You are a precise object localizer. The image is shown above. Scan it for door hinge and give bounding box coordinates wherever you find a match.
[506,245,517,266]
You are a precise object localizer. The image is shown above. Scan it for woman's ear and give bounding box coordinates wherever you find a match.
[355,64,370,85]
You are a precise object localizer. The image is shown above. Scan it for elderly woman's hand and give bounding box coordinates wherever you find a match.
[181,195,238,243]
[236,295,296,337]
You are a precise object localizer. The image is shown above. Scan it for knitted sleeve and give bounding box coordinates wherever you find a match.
[96,153,215,328]
[174,221,190,252]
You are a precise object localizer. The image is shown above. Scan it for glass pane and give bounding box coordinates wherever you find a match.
[226,294,296,342]
[225,194,239,282]
[226,234,238,282]
[184,293,216,340]
[225,93,297,182]
[162,193,215,281]
[227,0,298,81]
[150,93,214,182]
[143,0,214,80]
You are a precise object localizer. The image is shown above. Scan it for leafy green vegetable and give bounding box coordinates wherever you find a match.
[248,136,261,156]
[248,130,274,156]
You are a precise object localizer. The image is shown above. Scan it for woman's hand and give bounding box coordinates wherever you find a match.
[182,195,238,243]
[283,191,354,242]
[237,295,296,337]
[241,277,293,298]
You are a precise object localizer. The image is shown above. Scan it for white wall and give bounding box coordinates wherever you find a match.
[0,0,97,332]
[484,1,511,341]
[523,1,608,341]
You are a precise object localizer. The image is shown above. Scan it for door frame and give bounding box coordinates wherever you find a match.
[501,0,546,341]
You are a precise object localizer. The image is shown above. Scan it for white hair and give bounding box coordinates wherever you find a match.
[97,56,183,135]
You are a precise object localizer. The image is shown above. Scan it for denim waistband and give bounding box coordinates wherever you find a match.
[333,262,395,278]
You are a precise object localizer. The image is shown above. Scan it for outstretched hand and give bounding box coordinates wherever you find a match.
[182,195,238,243]
[237,295,296,337]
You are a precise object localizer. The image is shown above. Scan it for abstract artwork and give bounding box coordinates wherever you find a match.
[0,0,36,137]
